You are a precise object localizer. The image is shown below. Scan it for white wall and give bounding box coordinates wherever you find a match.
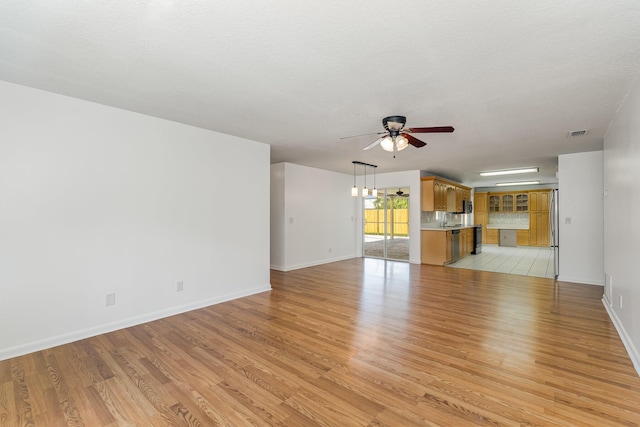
[0,81,271,360]
[270,163,286,269]
[354,170,422,264]
[557,151,604,285]
[270,162,357,271]
[603,73,640,374]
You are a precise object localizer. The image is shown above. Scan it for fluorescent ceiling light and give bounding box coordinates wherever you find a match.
[480,167,539,177]
[495,180,540,187]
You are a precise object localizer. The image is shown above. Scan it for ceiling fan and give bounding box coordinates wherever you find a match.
[395,189,409,198]
[342,116,454,158]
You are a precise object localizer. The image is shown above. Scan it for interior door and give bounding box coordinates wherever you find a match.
[363,188,410,261]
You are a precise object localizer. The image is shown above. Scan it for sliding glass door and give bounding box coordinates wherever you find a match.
[363,188,410,261]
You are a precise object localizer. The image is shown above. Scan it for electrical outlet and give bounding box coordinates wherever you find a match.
[329,248,332,253]
[106,293,116,306]
[177,281,184,292]
[619,294,623,308]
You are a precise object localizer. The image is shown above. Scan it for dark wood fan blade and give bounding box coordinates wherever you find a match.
[407,126,455,133]
[404,133,427,148]
[363,137,385,150]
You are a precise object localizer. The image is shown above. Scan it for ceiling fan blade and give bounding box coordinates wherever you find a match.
[340,131,386,140]
[404,133,427,148]
[407,126,455,133]
[362,137,385,150]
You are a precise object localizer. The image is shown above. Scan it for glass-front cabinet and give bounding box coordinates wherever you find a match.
[501,194,514,212]
[488,195,500,212]
[516,193,528,211]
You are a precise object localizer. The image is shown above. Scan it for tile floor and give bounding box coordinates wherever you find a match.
[448,244,556,279]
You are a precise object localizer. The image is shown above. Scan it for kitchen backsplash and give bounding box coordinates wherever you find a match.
[488,213,529,227]
[421,211,473,227]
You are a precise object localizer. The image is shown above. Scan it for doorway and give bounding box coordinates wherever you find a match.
[363,188,410,261]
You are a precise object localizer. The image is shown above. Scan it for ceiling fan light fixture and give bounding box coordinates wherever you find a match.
[395,135,409,151]
[380,136,395,152]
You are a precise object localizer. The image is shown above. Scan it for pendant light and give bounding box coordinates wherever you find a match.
[350,161,378,197]
[351,162,358,196]
[362,164,368,197]
[371,166,378,197]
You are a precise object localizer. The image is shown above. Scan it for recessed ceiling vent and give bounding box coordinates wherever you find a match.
[567,129,589,138]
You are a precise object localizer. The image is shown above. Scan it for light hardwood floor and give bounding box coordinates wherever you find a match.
[1,258,639,426]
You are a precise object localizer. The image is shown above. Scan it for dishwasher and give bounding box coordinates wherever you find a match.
[451,229,461,261]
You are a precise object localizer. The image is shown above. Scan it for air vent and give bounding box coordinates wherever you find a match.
[567,129,589,138]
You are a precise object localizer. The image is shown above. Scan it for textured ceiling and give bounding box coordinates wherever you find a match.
[2,1,640,187]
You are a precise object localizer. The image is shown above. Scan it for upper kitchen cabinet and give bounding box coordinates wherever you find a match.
[488,194,500,212]
[501,194,515,212]
[474,192,487,213]
[515,193,529,211]
[529,191,549,212]
[421,176,471,212]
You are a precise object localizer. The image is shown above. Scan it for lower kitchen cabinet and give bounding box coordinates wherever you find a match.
[486,228,498,245]
[421,230,452,265]
[516,230,529,246]
[421,228,476,265]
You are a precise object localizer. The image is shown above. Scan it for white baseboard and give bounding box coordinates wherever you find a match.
[272,255,358,272]
[0,284,271,362]
[602,298,640,377]
[557,275,605,286]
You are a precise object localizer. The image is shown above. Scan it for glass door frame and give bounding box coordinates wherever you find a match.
[362,187,410,261]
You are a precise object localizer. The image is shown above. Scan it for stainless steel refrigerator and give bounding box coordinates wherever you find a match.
[550,189,559,278]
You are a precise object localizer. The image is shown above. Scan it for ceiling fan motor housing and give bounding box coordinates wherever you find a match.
[382,115,406,137]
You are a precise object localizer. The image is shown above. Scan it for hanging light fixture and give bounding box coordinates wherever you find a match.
[371,166,378,197]
[351,161,378,198]
[380,135,409,153]
[351,162,358,197]
[362,164,368,197]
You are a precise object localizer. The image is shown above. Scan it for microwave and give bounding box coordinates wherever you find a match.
[462,200,473,213]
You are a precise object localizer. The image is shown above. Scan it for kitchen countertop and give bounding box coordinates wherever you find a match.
[421,225,479,231]
[486,224,529,230]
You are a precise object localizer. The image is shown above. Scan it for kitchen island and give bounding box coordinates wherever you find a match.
[421,225,477,265]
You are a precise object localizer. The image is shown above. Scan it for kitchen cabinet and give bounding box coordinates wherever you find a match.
[422,178,447,211]
[488,195,500,212]
[474,192,488,243]
[421,177,471,212]
[530,212,550,247]
[421,230,453,265]
[501,194,515,212]
[461,228,474,255]
[486,228,498,245]
[515,193,528,211]
[529,191,549,212]
[516,230,529,246]
[528,190,551,247]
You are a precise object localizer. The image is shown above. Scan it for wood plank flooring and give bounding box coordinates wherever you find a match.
[1,258,640,426]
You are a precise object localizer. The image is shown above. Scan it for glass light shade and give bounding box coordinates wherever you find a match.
[395,135,409,151]
[371,188,378,197]
[380,135,409,152]
[351,186,358,197]
[362,187,368,197]
[380,136,394,152]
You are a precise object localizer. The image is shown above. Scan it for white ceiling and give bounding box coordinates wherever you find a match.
[2,1,640,187]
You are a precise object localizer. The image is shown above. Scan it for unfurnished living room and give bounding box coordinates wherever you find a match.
[2,2,640,426]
